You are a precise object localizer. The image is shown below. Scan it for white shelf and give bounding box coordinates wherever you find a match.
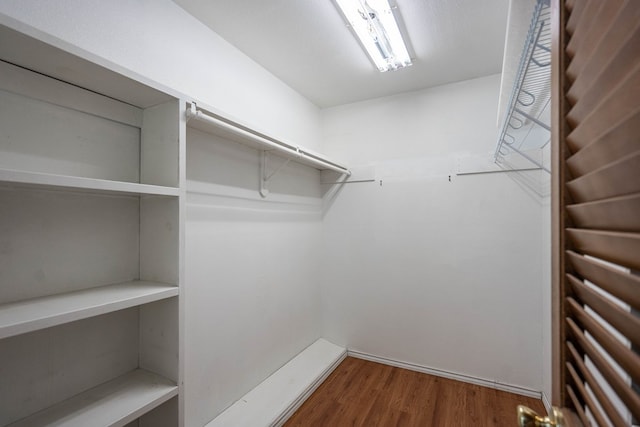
[0,168,180,196]
[206,339,346,427]
[0,281,179,339]
[8,369,178,427]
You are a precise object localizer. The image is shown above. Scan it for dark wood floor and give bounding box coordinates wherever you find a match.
[284,357,546,426]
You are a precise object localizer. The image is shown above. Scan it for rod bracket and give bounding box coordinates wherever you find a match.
[186,102,197,122]
[260,150,292,198]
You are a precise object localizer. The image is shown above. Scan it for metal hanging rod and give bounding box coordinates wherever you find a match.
[321,179,376,185]
[457,167,542,176]
[186,103,351,177]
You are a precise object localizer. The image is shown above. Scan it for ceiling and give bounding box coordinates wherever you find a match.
[172,0,510,108]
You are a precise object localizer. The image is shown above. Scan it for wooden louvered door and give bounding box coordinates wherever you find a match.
[551,0,640,426]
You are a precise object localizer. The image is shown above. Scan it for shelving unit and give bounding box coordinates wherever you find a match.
[0,22,184,427]
[494,0,551,172]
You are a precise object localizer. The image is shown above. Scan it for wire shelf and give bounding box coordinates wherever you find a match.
[495,0,551,173]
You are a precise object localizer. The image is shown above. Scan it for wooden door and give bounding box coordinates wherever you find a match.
[551,0,640,426]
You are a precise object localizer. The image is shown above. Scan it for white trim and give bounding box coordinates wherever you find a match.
[273,350,347,427]
[541,391,552,416]
[347,350,543,400]
[186,181,322,209]
[205,339,346,427]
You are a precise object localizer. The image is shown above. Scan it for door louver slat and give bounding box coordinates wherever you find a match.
[567,250,640,310]
[566,3,640,85]
[567,229,640,271]
[566,384,590,426]
[568,62,640,127]
[565,0,602,59]
[566,112,640,174]
[567,298,640,386]
[566,152,640,203]
[567,274,640,348]
[565,0,585,36]
[565,194,640,232]
[566,361,610,427]
[565,318,640,420]
[567,341,628,427]
[566,77,640,150]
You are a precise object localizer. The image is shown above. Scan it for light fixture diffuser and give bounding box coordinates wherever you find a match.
[335,0,412,72]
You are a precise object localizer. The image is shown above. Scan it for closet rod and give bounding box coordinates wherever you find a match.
[187,105,351,176]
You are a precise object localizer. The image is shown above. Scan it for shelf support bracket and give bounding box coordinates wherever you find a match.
[186,102,197,122]
[514,107,551,131]
[260,150,292,198]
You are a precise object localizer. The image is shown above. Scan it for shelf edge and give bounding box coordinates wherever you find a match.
[0,281,179,340]
[7,369,178,427]
[0,168,180,196]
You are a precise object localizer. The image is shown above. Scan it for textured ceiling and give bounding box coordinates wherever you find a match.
[172,0,510,108]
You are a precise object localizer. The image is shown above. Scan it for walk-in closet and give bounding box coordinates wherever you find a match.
[0,1,638,426]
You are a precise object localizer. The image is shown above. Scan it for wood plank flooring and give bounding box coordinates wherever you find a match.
[284,357,546,426]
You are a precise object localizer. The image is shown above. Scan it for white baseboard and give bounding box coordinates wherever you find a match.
[347,350,543,400]
[541,392,552,416]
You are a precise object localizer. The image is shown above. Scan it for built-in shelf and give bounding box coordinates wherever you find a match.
[0,20,182,427]
[8,369,178,427]
[0,281,179,339]
[0,168,180,196]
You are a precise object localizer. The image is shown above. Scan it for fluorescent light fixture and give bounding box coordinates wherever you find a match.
[335,0,412,72]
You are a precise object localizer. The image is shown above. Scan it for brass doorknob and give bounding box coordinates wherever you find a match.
[517,405,566,427]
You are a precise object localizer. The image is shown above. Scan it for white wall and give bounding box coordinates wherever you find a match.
[0,0,322,151]
[321,74,546,391]
[184,129,324,426]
